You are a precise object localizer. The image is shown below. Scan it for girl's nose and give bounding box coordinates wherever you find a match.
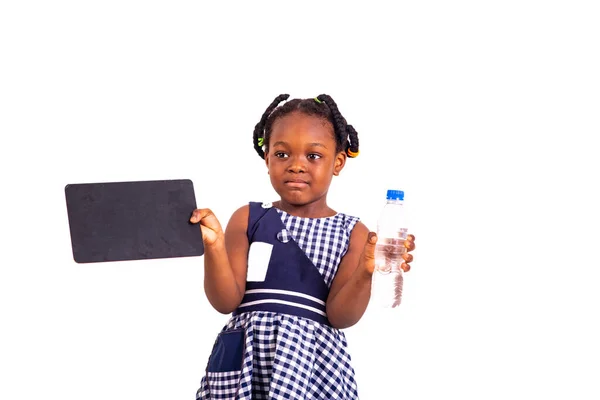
[287,157,306,173]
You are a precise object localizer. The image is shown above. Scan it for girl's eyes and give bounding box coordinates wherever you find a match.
[273,152,322,160]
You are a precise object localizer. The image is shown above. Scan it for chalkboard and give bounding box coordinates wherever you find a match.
[65,179,204,263]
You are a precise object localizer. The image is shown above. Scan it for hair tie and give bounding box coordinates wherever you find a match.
[314,97,323,104]
[258,137,264,147]
[346,148,359,158]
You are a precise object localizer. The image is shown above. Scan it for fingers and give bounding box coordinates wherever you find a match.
[402,234,416,272]
[189,208,224,246]
[190,208,223,233]
[190,208,222,230]
[190,208,213,223]
[404,234,416,252]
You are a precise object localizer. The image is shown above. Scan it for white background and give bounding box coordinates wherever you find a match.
[1,1,599,399]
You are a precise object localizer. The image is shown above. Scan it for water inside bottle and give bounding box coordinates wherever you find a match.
[374,238,407,273]
[372,236,406,308]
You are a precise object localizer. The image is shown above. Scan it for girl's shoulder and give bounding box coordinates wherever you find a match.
[225,203,251,231]
[229,201,272,234]
[334,210,361,234]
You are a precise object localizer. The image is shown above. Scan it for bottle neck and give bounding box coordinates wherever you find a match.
[386,199,403,205]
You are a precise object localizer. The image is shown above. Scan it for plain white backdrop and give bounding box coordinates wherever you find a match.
[1,1,599,399]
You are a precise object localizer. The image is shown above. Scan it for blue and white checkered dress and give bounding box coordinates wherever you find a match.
[197,207,361,399]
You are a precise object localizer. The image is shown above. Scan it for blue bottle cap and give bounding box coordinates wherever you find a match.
[386,189,404,201]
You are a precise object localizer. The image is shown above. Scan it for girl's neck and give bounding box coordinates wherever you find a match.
[273,199,336,219]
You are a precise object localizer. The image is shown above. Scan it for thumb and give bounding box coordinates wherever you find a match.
[364,232,377,258]
[361,232,378,273]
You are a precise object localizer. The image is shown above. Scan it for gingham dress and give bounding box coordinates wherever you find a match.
[197,205,361,400]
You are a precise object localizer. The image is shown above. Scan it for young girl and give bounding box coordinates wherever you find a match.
[190,94,416,399]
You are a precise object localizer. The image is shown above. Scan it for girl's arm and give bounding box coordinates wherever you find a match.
[190,205,249,314]
[327,222,416,329]
[326,222,375,329]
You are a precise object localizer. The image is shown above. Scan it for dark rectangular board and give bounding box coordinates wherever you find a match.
[65,179,204,263]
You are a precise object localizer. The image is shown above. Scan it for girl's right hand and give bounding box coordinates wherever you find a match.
[189,208,224,246]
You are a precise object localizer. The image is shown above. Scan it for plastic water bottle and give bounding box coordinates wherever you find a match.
[371,189,408,308]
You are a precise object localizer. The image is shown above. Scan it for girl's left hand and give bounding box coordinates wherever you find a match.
[401,234,416,272]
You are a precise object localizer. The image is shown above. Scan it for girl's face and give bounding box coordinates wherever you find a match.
[265,111,346,209]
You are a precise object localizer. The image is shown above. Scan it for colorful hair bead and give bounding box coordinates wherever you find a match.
[346,148,359,158]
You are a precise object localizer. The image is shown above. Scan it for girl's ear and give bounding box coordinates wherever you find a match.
[333,151,347,176]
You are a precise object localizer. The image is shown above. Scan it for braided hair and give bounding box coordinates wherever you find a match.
[253,94,360,160]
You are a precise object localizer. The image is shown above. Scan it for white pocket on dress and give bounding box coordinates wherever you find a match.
[246,242,273,282]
